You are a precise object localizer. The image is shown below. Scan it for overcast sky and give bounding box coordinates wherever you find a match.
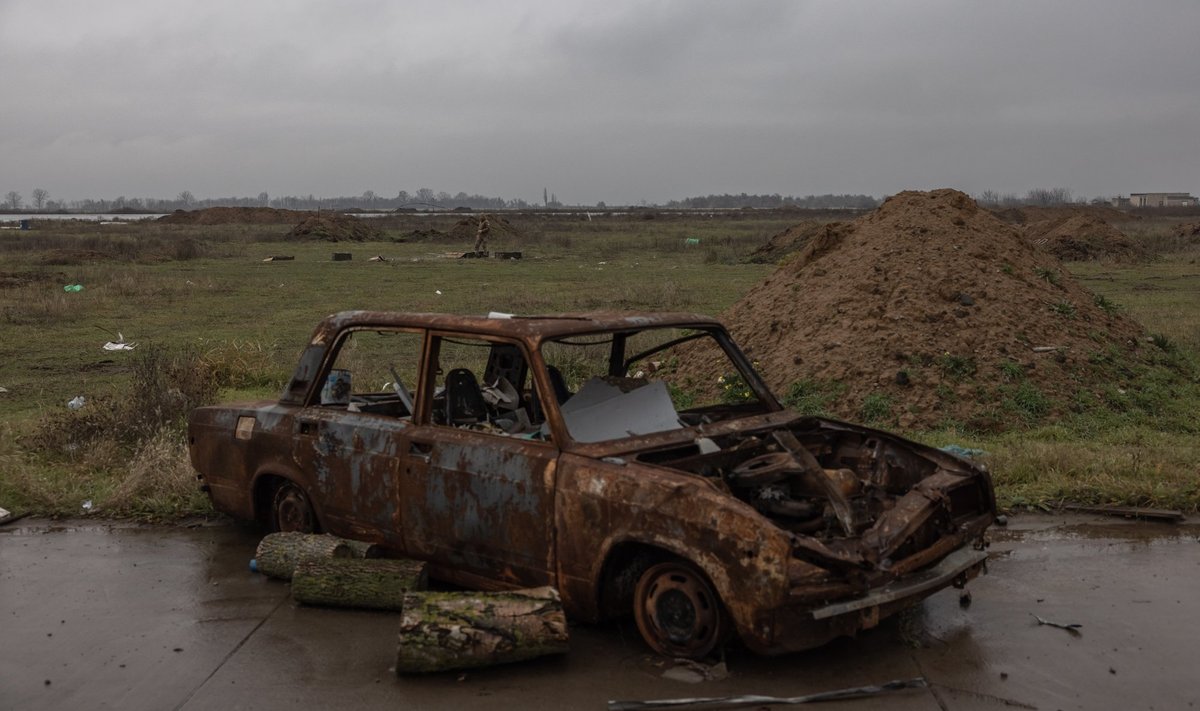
[2,0,1197,205]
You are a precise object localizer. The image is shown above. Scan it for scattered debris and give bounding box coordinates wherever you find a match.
[102,333,136,351]
[254,532,355,581]
[62,284,84,292]
[1031,613,1082,635]
[0,506,12,525]
[1061,504,1184,523]
[395,586,568,674]
[67,395,86,410]
[607,677,928,710]
[661,659,729,684]
[367,255,388,262]
[262,255,295,262]
[81,500,93,512]
[940,444,987,459]
[0,386,8,393]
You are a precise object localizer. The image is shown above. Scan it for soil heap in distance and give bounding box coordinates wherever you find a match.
[1022,213,1146,262]
[286,213,382,242]
[685,189,1151,432]
[157,207,311,224]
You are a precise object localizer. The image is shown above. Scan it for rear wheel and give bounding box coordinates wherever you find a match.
[271,481,316,533]
[633,560,728,658]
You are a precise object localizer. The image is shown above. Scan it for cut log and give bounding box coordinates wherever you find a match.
[292,558,428,610]
[395,586,569,674]
[341,539,384,559]
[255,532,354,581]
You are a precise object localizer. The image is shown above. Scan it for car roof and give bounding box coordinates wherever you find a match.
[310,310,725,345]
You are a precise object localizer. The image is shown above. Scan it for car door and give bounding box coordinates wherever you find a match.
[399,333,558,588]
[292,327,424,545]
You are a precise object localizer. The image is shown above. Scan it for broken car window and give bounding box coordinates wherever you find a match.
[428,335,545,438]
[540,327,773,443]
[318,329,423,418]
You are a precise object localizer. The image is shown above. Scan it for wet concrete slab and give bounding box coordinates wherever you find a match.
[2,515,1198,710]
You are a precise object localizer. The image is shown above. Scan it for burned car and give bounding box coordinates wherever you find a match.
[189,311,994,658]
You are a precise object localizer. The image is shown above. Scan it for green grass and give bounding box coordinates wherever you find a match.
[3,211,1200,517]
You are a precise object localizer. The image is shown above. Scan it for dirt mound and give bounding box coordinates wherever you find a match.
[1174,222,1200,238]
[157,207,311,225]
[1024,214,1146,262]
[992,204,1132,226]
[746,222,849,264]
[285,213,382,242]
[674,189,1151,432]
[445,214,524,244]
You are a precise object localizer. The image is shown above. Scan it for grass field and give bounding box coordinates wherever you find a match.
[1,210,1197,518]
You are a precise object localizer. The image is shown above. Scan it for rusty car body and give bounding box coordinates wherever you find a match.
[188,310,995,658]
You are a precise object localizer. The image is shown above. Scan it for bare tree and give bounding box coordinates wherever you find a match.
[258,191,269,206]
[177,190,196,207]
[31,188,49,210]
[976,189,1000,205]
[4,191,21,210]
[362,190,376,208]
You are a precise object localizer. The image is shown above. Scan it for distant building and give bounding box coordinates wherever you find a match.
[1116,192,1198,208]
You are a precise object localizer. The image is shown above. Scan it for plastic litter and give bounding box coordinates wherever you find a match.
[67,396,86,410]
[249,558,259,573]
[63,284,84,292]
[81,500,93,512]
[940,444,986,459]
[102,333,136,351]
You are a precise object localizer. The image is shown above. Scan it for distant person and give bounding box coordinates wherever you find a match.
[474,215,491,254]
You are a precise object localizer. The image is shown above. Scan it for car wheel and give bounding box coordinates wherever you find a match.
[633,560,728,659]
[271,481,316,533]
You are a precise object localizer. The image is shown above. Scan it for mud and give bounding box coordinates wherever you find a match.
[2,515,1197,710]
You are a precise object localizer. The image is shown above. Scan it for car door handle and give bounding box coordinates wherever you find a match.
[409,442,432,464]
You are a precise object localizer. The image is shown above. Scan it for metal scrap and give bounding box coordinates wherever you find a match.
[607,677,928,710]
[1032,613,1081,635]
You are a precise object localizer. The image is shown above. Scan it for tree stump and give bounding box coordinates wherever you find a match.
[395,586,569,674]
[255,532,354,581]
[292,558,428,610]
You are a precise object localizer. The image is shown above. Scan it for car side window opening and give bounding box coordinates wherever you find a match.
[540,327,774,444]
[316,329,424,418]
[427,335,549,440]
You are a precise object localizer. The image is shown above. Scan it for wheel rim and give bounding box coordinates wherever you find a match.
[635,562,724,658]
[273,484,314,533]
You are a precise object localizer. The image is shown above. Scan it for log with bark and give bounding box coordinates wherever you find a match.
[292,558,428,610]
[395,586,569,674]
[255,532,354,581]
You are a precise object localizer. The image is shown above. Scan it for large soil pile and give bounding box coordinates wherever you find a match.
[676,189,1151,432]
[157,207,310,224]
[1023,214,1146,262]
[285,213,382,242]
[746,222,849,264]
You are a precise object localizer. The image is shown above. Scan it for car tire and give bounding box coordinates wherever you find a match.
[633,559,729,659]
[271,481,317,533]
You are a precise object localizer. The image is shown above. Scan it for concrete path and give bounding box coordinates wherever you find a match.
[2,515,1197,710]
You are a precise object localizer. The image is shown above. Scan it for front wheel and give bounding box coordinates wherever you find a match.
[271,481,317,533]
[633,560,729,658]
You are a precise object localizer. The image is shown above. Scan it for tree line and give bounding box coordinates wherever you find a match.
[2,185,1111,213]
